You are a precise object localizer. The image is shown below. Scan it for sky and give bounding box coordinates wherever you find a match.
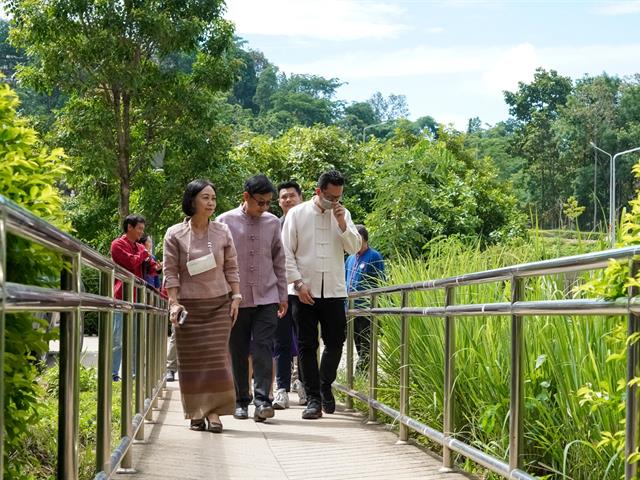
[225,0,640,129]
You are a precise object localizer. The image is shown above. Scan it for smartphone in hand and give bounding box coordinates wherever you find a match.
[178,309,188,326]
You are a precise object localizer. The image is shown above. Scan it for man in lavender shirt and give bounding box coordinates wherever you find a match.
[218,174,288,423]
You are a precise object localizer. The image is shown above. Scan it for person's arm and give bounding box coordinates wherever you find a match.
[222,227,241,323]
[111,238,149,271]
[281,211,301,285]
[272,222,288,318]
[282,210,314,305]
[339,210,362,255]
[162,230,183,324]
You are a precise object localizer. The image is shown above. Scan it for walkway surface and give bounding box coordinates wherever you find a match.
[125,382,472,480]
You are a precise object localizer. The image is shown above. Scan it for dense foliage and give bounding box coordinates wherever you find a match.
[341,233,627,478]
[2,1,640,477]
[0,80,69,479]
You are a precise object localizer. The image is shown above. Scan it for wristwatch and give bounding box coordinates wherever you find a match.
[293,280,304,292]
[231,293,243,301]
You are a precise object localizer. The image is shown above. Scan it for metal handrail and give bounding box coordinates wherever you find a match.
[0,195,168,480]
[340,246,640,480]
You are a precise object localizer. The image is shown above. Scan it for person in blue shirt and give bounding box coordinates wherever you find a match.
[345,225,385,373]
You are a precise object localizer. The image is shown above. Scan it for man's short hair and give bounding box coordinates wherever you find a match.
[182,179,217,216]
[277,180,302,196]
[318,170,345,190]
[356,224,368,242]
[244,174,276,196]
[122,214,145,233]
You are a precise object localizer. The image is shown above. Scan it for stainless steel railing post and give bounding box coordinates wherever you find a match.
[368,294,379,424]
[145,299,154,421]
[58,252,82,480]
[442,286,456,470]
[398,290,410,443]
[626,259,640,479]
[135,288,147,440]
[0,209,6,480]
[96,268,114,474]
[161,296,168,397]
[509,276,525,471]
[153,294,161,407]
[345,298,355,411]
[120,280,135,471]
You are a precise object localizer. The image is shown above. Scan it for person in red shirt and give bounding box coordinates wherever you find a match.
[111,214,160,381]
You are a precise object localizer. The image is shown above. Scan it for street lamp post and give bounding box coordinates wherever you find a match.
[590,143,612,245]
[590,142,640,247]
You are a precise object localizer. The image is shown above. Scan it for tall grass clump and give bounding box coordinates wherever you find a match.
[366,234,624,478]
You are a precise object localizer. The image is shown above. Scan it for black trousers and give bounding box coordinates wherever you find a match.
[229,304,278,407]
[274,294,295,391]
[292,296,346,403]
[353,315,371,371]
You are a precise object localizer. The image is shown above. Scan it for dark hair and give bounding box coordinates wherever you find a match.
[356,224,368,242]
[277,180,302,196]
[318,170,345,190]
[122,214,145,233]
[182,179,217,216]
[244,174,275,196]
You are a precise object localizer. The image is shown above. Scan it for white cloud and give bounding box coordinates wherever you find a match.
[281,42,640,96]
[482,43,538,92]
[596,1,640,15]
[225,0,410,41]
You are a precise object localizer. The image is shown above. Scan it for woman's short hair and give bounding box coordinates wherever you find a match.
[182,179,217,216]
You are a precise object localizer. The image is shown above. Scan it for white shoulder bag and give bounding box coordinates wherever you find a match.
[186,221,217,276]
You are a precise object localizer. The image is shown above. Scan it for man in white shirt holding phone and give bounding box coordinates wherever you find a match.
[281,170,361,419]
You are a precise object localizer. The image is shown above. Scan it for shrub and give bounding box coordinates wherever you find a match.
[0,79,69,478]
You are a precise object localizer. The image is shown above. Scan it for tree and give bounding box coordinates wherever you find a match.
[504,68,573,226]
[554,74,623,229]
[338,101,378,137]
[367,91,410,122]
[364,128,524,256]
[229,41,270,113]
[231,125,370,220]
[9,0,237,220]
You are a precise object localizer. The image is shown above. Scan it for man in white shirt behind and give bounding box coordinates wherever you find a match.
[281,170,361,419]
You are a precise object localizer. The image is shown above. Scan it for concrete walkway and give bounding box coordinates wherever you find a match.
[124,382,471,480]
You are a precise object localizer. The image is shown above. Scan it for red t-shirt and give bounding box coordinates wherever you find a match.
[111,234,157,300]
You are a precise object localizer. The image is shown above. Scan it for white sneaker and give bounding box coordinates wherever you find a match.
[273,388,289,410]
[296,382,308,406]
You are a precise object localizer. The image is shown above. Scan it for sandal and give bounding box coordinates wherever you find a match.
[189,418,206,431]
[207,418,223,433]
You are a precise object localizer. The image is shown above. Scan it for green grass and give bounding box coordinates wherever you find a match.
[342,234,624,479]
[8,362,122,480]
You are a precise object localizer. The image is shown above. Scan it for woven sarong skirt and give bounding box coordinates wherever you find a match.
[176,295,236,418]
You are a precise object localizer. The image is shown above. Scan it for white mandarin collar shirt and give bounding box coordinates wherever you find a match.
[281,198,361,298]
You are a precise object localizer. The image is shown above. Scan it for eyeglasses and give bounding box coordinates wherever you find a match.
[250,194,273,207]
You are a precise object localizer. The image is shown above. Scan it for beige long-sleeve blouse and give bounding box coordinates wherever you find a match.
[163,219,240,300]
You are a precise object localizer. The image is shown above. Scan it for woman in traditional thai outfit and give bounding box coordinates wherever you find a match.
[163,179,242,433]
